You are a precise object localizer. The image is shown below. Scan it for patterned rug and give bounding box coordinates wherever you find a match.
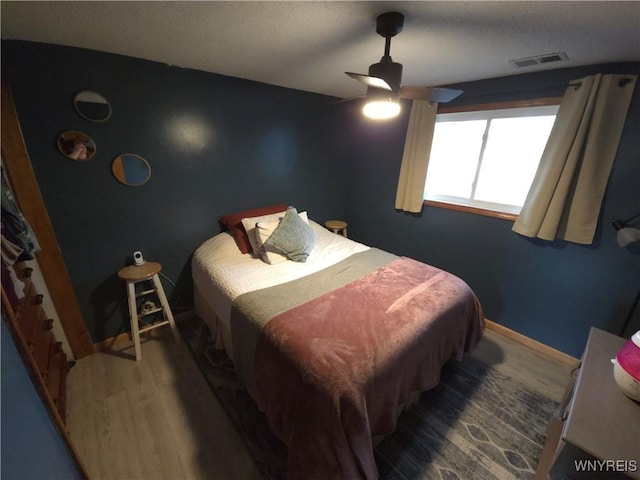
[178,316,557,480]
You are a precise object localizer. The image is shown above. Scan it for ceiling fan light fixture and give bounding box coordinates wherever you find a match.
[345,11,464,110]
[362,98,401,120]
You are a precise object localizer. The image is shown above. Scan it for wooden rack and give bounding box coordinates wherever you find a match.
[1,262,69,421]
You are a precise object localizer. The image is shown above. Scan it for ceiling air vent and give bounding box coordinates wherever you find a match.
[509,52,569,68]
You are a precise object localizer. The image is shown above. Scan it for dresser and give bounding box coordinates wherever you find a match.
[537,327,640,479]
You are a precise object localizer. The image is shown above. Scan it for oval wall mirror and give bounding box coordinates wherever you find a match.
[74,90,112,122]
[112,154,151,186]
[56,131,96,161]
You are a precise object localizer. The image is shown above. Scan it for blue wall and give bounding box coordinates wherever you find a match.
[343,64,640,358]
[3,41,350,342]
[1,319,83,479]
[3,40,639,357]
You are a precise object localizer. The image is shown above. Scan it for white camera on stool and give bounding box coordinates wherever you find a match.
[133,251,145,266]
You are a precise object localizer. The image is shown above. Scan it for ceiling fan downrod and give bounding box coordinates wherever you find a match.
[376,11,404,60]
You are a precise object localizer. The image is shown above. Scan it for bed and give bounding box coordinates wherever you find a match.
[192,205,485,480]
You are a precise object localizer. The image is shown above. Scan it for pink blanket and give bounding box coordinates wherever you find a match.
[252,257,484,479]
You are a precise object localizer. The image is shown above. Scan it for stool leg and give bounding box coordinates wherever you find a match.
[126,281,142,361]
[151,274,181,344]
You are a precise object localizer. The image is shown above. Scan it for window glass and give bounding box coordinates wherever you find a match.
[426,120,485,199]
[424,104,559,216]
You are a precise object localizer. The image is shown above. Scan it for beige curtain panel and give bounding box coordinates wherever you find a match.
[513,73,637,244]
[395,101,438,213]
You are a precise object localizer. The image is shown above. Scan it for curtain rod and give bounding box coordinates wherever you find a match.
[569,76,634,90]
[449,74,635,103]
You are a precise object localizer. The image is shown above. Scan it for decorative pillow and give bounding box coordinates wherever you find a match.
[264,207,316,262]
[255,219,288,265]
[219,203,287,253]
[241,210,289,256]
[256,211,309,265]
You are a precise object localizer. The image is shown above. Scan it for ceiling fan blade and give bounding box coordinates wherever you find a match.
[345,72,392,91]
[400,86,463,103]
[333,94,367,104]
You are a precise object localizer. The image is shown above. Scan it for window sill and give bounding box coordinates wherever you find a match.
[423,200,518,221]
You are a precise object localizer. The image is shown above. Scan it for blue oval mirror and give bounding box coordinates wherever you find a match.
[112,153,151,186]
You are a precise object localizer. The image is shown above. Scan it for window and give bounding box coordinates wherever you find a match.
[423,102,559,218]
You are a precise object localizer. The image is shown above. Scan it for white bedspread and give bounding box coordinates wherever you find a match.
[192,220,369,332]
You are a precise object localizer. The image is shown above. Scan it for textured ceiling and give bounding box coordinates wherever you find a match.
[2,1,639,99]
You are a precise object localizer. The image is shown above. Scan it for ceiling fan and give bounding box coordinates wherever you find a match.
[345,11,463,119]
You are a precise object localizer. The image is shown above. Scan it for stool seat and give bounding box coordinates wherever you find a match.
[325,219,348,237]
[117,261,180,361]
[118,261,162,281]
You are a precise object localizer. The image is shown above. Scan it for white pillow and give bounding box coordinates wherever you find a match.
[256,211,309,264]
[240,209,287,255]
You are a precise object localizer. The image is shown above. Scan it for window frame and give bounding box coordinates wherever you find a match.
[423,97,562,221]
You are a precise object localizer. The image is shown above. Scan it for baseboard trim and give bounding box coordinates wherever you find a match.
[485,319,580,368]
[93,309,195,352]
[93,331,132,352]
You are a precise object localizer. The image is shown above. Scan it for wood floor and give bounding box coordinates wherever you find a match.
[66,325,262,480]
[66,321,575,480]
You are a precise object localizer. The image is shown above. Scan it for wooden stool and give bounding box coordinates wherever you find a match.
[117,261,181,361]
[325,219,348,237]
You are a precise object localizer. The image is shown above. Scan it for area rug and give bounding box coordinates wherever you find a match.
[178,316,557,480]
